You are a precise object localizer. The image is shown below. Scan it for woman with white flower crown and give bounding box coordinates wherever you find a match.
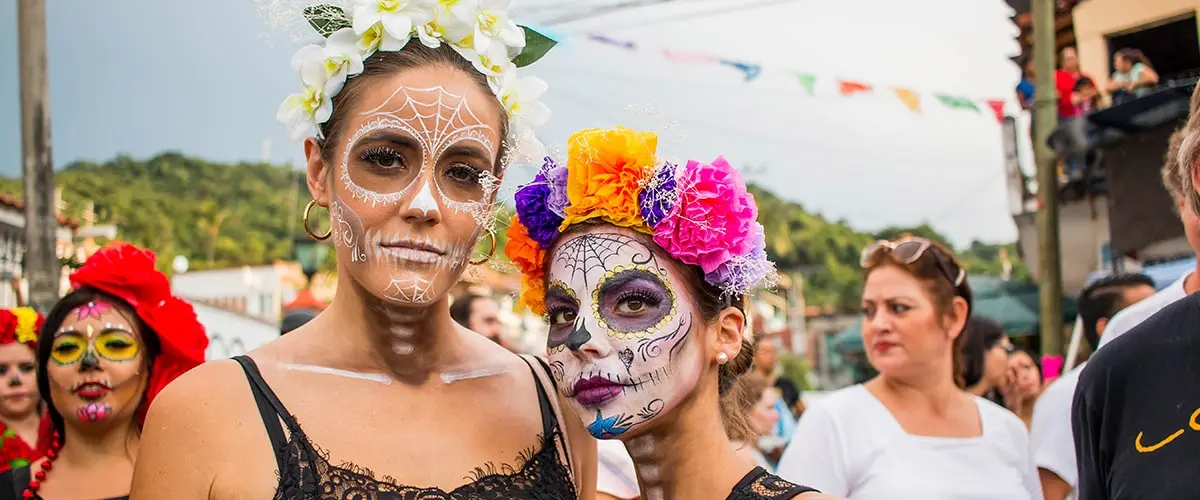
[130,1,595,499]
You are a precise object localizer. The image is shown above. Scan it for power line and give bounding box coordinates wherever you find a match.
[578,0,804,32]
[540,0,681,26]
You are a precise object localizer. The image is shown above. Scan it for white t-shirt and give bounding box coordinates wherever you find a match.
[1096,270,1192,350]
[775,385,1042,499]
[1029,362,1086,500]
[595,439,639,499]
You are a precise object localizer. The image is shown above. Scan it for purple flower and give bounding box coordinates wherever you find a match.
[546,164,570,217]
[705,223,771,291]
[639,162,677,227]
[514,172,564,248]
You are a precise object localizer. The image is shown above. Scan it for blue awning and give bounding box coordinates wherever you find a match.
[1085,257,1194,292]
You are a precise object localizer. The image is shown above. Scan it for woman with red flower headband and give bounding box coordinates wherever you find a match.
[0,308,54,474]
[0,243,207,499]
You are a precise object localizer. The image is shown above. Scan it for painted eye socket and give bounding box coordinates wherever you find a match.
[614,292,658,316]
[50,336,85,365]
[549,307,577,327]
[95,331,139,362]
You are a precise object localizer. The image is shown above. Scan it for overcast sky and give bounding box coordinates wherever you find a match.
[0,0,1023,247]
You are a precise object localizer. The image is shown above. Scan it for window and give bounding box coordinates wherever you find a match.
[1106,14,1200,81]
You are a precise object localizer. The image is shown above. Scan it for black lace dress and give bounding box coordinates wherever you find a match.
[728,467,819,499]
[234,355,578,500]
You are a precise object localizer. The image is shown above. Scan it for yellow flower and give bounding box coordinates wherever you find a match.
[560,127,658,231]
[12,307,39,345]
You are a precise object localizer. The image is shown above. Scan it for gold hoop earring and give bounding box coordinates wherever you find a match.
[303,199,332,241]
[470,228,497,266]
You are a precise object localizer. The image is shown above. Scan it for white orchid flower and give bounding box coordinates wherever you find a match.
[350,0,433,49]
[496,72,550,128]
[451,42,511,78]
[277,45,336,140]
[464,0,524,56]
[322,29,367,95]
[414,7,459,48]
[356,23,406,54]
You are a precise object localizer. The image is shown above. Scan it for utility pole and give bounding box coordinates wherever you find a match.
[1032,0,1064,355]
[18,0,62,313]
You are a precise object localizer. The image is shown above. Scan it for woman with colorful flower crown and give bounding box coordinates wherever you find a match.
[0,308,54,474]
[132,2,595,499]
[0,243,207,500]
[505,127,833,499]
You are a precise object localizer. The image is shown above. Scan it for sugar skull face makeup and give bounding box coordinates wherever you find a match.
[325,67,503,306]
[545,226,704,439]
[47,300,148,425]
[0,344,38,419]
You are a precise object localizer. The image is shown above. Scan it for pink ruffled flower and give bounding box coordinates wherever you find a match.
[652,157,758,274]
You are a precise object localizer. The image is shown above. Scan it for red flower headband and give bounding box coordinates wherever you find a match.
[0,308,41,348]
[68,243,208,425]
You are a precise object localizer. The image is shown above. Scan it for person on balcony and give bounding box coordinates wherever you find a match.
[1107,48,1159,104]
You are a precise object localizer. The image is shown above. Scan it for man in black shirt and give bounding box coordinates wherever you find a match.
[1072,293,1200,499]
[1072,83,1200,499]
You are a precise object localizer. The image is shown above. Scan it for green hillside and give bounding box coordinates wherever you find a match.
[0,153,1025,311]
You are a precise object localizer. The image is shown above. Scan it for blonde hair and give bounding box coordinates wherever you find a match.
[1173,84,1200,215]
[723,372,771,442]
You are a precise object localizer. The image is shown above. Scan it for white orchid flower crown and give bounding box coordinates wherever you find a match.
[276,0,556,158]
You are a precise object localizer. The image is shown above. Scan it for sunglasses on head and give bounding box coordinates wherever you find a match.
[860,237,966,288]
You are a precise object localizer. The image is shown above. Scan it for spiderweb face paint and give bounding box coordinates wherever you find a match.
[328,74,504,308]
[545,226,705,439]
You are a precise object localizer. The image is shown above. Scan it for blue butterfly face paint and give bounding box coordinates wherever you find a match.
[545,226,702,439]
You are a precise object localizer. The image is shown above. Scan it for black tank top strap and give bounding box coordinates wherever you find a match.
[233,355,294,476]
[516,355,557,439]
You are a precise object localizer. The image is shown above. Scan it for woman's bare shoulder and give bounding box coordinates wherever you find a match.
[143,358,260,431]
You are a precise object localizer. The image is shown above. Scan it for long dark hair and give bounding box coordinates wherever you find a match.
[37,288,161,440]
[959,316,1007,389]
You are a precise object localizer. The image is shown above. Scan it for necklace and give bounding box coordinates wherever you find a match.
[22,430,61,499]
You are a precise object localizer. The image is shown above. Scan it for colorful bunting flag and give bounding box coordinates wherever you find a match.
[588,34,636,50]
[839,81,872,96]
[893,88,921,113]
[719,59,762,81]
[935,94,981,112]
[576,32,1007,123]
[794,73,817,96]
[986,100,1007,124]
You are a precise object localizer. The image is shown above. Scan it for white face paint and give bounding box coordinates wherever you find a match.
[328,80,503,308]
[545,226,705,440]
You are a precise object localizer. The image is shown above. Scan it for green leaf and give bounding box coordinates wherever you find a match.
[303,4,351,38]
[512,26,557,68]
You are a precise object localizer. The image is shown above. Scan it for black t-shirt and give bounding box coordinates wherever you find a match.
[1072,292,1200,500]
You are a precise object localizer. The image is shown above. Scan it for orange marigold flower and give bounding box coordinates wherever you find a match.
[517,273,547,315]
[504,215,545,275]
[504,216,548,314]
[561,127,658,230]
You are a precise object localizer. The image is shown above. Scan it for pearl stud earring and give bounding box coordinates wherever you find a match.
[716,352,729,364]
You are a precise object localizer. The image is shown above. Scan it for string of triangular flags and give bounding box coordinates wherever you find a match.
[568,32,1010,123]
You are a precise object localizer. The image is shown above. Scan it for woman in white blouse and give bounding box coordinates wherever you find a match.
[775,237,1042,499]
